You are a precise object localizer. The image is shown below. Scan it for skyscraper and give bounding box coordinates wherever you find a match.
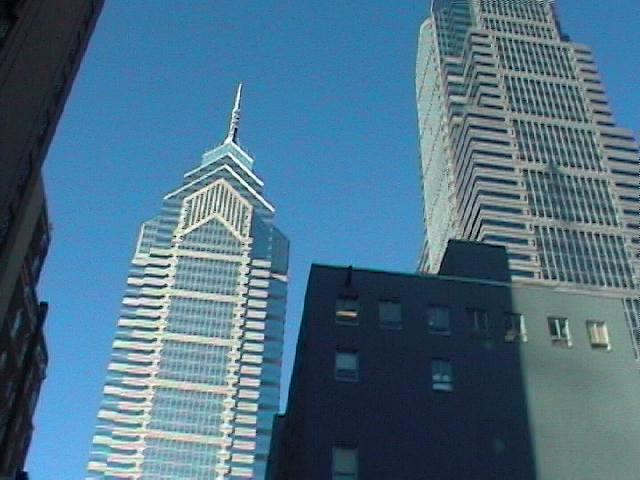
[0,1,103,476]
[416,0,639,357]
[87,86,289,480]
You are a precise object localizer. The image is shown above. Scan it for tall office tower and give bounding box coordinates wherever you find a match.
[87,86,289,480]
[416,0,640,358]
[0,1,103,477]
[267,241,640,479]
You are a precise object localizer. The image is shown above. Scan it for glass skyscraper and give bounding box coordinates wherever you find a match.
[87,86,288,479]
[416,1,639,356]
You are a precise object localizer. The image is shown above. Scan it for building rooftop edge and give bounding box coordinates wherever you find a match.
[309,263,629,301]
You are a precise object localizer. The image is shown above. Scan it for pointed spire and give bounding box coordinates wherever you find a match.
[225,83,243,144]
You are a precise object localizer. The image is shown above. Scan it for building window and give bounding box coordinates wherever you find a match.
[432,359,453,392]
[4,379,14,400]
[10,308,23,340]
[335,351,358,382]
[378,300,401,329]
[505,313,527,342]
[336,297,359,325]
[0,351,7,374]
[28,389,39,416]
[333,447,357,480]
[548,316,572,347]
[468,308,489,337]
[586,320,610,350]
[427,305,450,335]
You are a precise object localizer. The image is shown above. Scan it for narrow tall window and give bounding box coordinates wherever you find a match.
[432,359,453,392]
[505,313,527,342]
[548,316,571,347]
[335,351,359,382]
[379,300,402,329]
[586,320,610,350]
[336,296,359,325]
[333,447,357,480]
[4,379,14,399]
[468,308,489,337]
[0,351,7,374]
[10,308,23,340]
[427,305,450,335]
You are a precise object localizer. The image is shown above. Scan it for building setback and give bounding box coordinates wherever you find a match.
[87,87,289,480]
[0,1,103,477]
[416,0,640,357]
[268,241,640,479]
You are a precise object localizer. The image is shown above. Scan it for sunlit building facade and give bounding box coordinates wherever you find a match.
[87,86,288,479]
[416,0,640,357]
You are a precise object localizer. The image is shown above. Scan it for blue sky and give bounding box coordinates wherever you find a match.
[28,1,639,478]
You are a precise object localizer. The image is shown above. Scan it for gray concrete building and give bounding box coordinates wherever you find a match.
[268,241,640,479]
[0,1,103,477]
[416,0,640,358]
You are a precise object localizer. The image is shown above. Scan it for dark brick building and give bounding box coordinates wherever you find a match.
[268,241,640,479]
[0,1,103,476]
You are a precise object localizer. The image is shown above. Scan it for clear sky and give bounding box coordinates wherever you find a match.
[27,1,639,478]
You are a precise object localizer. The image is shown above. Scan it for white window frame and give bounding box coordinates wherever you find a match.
[505,313,527,342]
[336,297,359,326]
[432,359,453,392]
[586,320,610,350]
[548,316,572,347]
[335,351,359,382]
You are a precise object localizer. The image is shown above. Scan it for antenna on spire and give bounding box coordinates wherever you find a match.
[225,83,243,144]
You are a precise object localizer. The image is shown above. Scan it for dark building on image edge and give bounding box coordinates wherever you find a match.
[0,1,103,477]
[267,241,640,479]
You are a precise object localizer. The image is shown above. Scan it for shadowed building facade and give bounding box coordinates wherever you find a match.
[416,0,640,358]
[267,241,640,479]
[87,87,288,480]
[0,1,103,477]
